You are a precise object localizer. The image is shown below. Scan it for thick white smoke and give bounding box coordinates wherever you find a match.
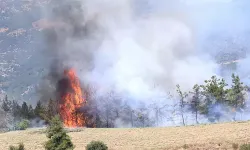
[66,0,220,103]
[39,0,250,126]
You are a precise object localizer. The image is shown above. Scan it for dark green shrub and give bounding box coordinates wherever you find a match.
[44,115,74,150]
[16,120,30,130]
[86,141,108,150]
[240,144,250,150]
[9,143,25,150]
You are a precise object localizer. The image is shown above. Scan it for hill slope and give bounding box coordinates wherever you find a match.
[0,121,250,150]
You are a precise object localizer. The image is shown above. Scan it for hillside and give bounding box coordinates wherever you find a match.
[0,0,50,103]
[0,121,250,150]
[1,0,249,105]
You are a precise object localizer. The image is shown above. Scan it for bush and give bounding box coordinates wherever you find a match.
[232,143,239,150]
[240,144,250,150]
[16,120,30,130]
[182,144,189,149]
[9,143,25,150]
[44,115,74,150]
[86,141,108,150]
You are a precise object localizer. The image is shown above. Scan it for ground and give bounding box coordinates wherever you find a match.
[0,121,250,150]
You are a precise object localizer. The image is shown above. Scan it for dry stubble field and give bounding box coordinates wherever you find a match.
[0,121,250,150]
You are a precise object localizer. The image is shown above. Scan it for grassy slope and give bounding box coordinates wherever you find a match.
[0,121,250,150]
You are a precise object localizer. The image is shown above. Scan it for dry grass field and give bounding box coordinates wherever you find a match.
[1,121,250,150]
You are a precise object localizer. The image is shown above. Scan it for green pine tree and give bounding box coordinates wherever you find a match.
[21,102,29,119]
[227,74,246,120]
[47,99,57,121]
[11,100,22,121]
[201,76,228,104]
[199,76,229,121]
[228,74,246,109]
[45,115,74,150]
[1,95,12,112]
[34,101,44,117]
[28,105,35,119]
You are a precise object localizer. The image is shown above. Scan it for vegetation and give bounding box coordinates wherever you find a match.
[1,97,36,121]
[176,84,188,126]
[44,115,74,150]
[240,143,250,150]
[46,99,58,120]
[2,95,11,112]
[86,141,108,150]
[232,143,239,150]
[189,84,202,124]
[9,143,25,150]
[177,73,247,124]
[0,97,56,130]
[0,73,248,128]
[182,144,189,149]
[16,119,30,130]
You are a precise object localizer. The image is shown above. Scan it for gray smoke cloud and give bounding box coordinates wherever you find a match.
[44,0,217,96]
[39,0,250,126]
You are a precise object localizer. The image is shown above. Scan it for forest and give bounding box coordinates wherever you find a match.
[0,73,248,130]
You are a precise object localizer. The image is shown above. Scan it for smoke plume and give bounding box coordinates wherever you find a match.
[39,0,250,126]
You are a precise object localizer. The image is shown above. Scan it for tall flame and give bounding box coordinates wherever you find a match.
[59,68,85,127]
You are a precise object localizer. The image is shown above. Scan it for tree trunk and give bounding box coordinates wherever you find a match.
[106,109,109,128]
[195,110,198,124]
[156,109,159,126]
[130,111,133,127]
[181,98,185,126]
[181,110,185,126]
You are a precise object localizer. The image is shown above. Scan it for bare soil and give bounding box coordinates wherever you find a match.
[1,121,250,150]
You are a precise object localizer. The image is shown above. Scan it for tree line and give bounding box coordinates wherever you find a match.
[0,73,249,128]
[1,97,57,126]
[177,73,248,125]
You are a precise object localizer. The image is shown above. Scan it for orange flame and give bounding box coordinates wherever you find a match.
[59,68,85,127]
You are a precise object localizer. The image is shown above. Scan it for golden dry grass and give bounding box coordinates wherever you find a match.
[1,121,250,150]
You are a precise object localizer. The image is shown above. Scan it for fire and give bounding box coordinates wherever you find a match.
[59,68,85,127]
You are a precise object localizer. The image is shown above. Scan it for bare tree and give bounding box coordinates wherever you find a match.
[149,103,169,126]
[189,84,202,124]
[176,84,188,126]
[164,103,179,126]
[99,91,123,128]
[134,103,152,127]
[122,103,135,127]
[80,85,98,127]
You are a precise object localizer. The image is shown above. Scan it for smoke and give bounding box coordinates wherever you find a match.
[44,0,217,96]
[39,0,250,126]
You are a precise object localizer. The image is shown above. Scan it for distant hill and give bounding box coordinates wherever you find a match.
[0,0,249,104]
[0,0,50,104]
